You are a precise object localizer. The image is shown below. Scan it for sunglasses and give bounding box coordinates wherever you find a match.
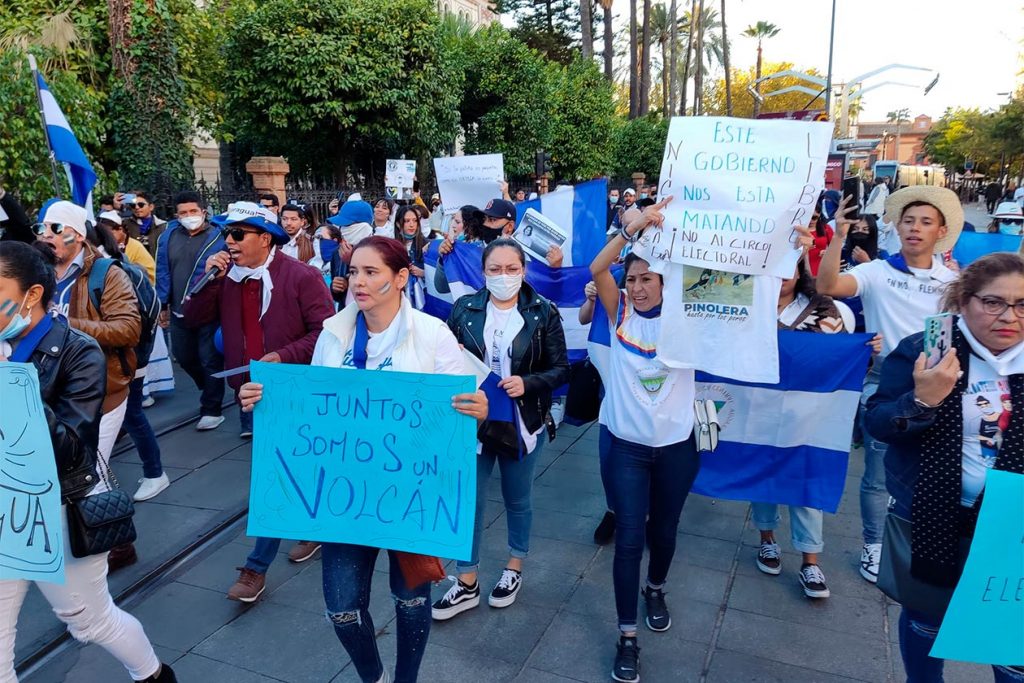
[221,227,262,242]
[132,202,148,209]
[31,222,68,236]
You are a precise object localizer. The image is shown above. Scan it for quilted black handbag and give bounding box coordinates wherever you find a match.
[66,458,137,558]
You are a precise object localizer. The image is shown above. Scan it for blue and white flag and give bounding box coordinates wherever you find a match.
[588,309,871,512]
[425,241,595,364]
[33,67,97,217]
[513,179,608,267]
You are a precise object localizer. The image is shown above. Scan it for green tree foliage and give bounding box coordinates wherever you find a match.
[548,58,617,179]
[220,0,460,180]
[924,101,1024,177]
[611,114,668,180]
[494,0,580,65]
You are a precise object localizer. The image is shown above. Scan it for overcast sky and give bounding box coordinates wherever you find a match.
[503,1,1022,122]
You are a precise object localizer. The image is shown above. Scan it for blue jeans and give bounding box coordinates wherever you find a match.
[244,538,281,575]
[860,367,888,545]
[239,406,253,434]
[457,439,544,572]
[899,608,1024,682]
[122,377,163,478]
[605,426,701,631]
[168,318,224,417]
[599,423,613,512]
[322,543,431,683]
[750,503,824,554]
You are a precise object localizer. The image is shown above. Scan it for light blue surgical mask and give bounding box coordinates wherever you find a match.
[999,221,1022,236]
[0,294,31,342]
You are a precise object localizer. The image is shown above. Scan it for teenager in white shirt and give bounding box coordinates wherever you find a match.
[810,186,962,585]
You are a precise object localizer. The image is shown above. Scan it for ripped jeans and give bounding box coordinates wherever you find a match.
[899,608,1024,682]
[321,543,431,683]
[0,508,160,682]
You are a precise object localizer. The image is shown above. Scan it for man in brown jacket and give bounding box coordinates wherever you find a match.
[36,200,142,569]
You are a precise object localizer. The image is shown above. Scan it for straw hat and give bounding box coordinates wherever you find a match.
[883,186,963,254]
[991,201,1024,220]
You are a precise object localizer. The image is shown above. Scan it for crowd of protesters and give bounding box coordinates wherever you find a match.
[0,173,1021,683]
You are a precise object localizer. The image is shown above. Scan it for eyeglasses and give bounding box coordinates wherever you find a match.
[972,295,1024,317]
[31,222,67,236]
[221,227,261,242]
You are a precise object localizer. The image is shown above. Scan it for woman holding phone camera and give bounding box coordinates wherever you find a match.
[0,242,175,682]
[238,236,487,683]
[864,252,1024,682]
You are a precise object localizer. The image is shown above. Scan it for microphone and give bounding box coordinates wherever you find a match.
[188,249,229,297]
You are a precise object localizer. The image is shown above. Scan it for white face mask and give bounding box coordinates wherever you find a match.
[485,274,523,302]
[180,216,204,231]
[999,221,1022,236]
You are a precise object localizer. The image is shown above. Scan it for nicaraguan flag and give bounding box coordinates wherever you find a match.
[512,179,608,267]
[461,350,517,425]
[952,232,1022,267]
[589,312,871,512]
[424,241,595,364]
[35,71,97,216]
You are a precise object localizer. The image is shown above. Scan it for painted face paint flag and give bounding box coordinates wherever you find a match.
[31,67,97,219]
[424,241,593,364]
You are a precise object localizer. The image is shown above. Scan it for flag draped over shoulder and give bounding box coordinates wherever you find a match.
[952,232,1022,267]
[424,241,594,364]
[34,71,97,215]
[693,331,873,512]
[589,306,870,513]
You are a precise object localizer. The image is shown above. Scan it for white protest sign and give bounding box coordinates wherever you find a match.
[433,154,504,210]
[386,159,416,190]
[636,117,832,278]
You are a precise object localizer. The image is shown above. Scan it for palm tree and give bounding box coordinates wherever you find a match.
[649,3,673,116]
[720,0,731,115]
[680,0,695,116]
[600,0,614,79]
[742,21,781,118]
[639,0,653,116]
[629,0,639,118]
[693,0,705,114]
[677,4,723,115]
[581,0,593,60]
[887,108,911,162]
[669,0,678,116]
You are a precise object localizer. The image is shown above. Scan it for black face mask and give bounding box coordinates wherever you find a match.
[480,226,503,243]
[847,230,878,259]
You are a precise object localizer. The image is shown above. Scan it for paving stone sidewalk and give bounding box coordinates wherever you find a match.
[23,418,992,683]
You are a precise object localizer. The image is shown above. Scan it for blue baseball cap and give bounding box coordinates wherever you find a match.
[211,201,289,245]
[328,200,374,227]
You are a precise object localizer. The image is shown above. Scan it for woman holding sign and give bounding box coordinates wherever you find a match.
[865,253,1024,682]
[238,236,487,683]
[0,242,175,682]
[432,238,569,621]
[589,198,701,683]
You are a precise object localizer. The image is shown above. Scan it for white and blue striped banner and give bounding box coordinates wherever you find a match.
[512,179,609,267]
[35,70,97,217]
[589,306,871,512]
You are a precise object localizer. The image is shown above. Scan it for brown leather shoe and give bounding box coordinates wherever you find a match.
[107,543,138,572]
[287,540,322,563]
[227,567,266,603]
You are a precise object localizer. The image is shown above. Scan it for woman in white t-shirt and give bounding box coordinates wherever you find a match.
[432,238,570,621]
[590,198,701,683]
[238,236,487,683]
[864,252,1024,683]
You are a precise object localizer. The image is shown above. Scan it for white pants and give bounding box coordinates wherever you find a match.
[94,399,128,494]
[0,509,159,682]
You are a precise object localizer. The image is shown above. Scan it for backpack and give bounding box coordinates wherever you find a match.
[87,257,160,369]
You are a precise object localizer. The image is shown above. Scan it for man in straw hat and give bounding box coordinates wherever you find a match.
[808,185,962,585]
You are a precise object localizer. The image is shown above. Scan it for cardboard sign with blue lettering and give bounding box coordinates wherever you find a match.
[0,363,64,584]
[930,469,1024,665]
[248,361,478,560]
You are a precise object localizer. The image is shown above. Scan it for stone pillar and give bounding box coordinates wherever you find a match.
[631,172,646,193]
[246,156,290,207]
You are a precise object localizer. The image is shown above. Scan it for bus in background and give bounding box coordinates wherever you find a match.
[872,161,946,188]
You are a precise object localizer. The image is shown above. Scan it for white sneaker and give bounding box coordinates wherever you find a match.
[196,415,225,431]
[374,669,391,683]
[141,395,155,408]
[134,473,170,501]
[860,543,882,583]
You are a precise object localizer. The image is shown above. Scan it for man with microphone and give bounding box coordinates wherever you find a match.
[156,191,227,430]
[182,201,335,601]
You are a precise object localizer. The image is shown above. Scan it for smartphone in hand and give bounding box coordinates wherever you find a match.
[923,313,953,369]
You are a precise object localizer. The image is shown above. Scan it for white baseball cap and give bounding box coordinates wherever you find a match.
[97,210,123,226]
[40,201,87,236]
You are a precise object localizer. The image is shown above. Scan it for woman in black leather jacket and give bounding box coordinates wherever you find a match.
[0,241,175,682]
[431,238,569,622]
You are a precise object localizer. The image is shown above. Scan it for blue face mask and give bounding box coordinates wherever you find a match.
[318,237,340,264]
[0,294,31,342]
[639,193,648,200]
[999,221,1023,236]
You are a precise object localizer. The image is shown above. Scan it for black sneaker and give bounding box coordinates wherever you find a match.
[431,577,480,621]
[641,586,671,632]
[488,568,522,608]
[594,510,616,545]
[756,541,782,575]
[611,635,640,682]
[798,563,831,599]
